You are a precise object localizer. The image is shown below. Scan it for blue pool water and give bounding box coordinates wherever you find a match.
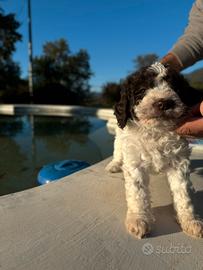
[0,115,114,196]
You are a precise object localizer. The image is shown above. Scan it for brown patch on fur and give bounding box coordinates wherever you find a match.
[114,65,203,129]
[164,68,203,107]
[114,67,157,128]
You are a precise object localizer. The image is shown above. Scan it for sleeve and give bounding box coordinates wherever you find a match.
[170,0,203,69]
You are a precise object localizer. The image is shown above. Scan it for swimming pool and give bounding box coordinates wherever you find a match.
[0,115,114,196]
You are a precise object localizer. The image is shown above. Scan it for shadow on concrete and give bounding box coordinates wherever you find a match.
[192,190,203,219]
[190,159,203,218]
[190,159,203,176]
[149,189,203,238]
[150,204,181,237]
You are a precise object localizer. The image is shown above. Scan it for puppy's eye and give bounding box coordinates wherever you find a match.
[135,98,142,105]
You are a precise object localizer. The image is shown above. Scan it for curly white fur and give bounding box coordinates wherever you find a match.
[106,65,203,239]
[148,62,167,81]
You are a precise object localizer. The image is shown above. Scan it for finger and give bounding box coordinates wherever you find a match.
[176,117,203,138]
[200,101,203,116]
[190,103,201,116]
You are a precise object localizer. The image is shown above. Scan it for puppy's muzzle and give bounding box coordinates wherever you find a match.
[153,99,176,111]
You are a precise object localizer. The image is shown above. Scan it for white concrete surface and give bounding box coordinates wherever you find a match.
[1,153,203,270]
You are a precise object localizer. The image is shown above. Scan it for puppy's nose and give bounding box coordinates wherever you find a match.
[153,99,175,111]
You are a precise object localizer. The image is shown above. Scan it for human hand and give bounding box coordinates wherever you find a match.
[161,53,182,72]
[176,102,203,138]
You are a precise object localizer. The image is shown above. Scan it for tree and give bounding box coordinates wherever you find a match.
[134,54,159,70]
[0,9,22,60]
[101,82,121,107]
[0,9,24,103]
[33,39,92,105]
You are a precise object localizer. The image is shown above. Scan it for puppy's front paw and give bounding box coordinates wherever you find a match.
[181,219,203,238]
[105,160,122,173]
[125,213,151,239]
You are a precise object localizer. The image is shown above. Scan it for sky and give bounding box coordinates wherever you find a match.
[1,0,203,92]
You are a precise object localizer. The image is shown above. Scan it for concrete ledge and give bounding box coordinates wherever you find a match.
[1,155,203,270]
[0,104,14,115]
[0,104,114,121]
[1,104,203,149]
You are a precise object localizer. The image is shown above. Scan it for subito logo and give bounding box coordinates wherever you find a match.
[142,242,154,255]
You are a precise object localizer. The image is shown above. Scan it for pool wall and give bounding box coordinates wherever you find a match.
[0,104,113,119]
[0,104,117,134]
[0,104,202,149]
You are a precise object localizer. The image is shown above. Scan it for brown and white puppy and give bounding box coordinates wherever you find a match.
[106,62,203,239]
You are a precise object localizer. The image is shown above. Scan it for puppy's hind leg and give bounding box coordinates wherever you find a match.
[106,127,123,173]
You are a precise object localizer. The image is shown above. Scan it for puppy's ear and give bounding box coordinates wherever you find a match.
[166,69,203,106]
[114,88,132,129]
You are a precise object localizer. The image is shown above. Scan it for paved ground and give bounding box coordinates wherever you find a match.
[0,153,203,270]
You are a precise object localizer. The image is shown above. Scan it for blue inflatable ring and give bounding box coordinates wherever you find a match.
[37,160,90,185]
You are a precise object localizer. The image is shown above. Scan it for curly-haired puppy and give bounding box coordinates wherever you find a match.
[106,62,203,239]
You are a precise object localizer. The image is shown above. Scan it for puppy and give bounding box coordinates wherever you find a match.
[106,62,203,239]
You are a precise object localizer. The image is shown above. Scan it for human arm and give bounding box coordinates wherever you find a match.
[161,0,203,71]
[161,1,203,137]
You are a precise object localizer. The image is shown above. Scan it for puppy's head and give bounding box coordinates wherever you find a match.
[115,62,203,129]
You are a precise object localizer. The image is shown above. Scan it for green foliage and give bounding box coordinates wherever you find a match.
[0,9,26,103]
[134,53,159,70]
[188,81,203,92]
[0,10,22,61]
[43,39,70,61]
[101,82,121,107]
[33,39,92,105]
[184,68,203,92]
